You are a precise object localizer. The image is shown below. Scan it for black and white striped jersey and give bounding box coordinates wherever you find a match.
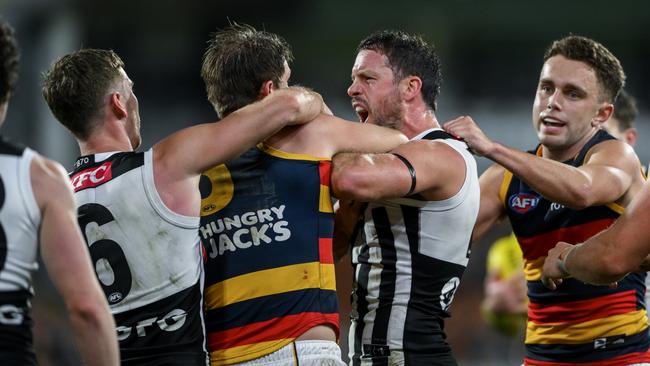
[348,128,480,365]
[0,137,39,365]
[70,149,208,365]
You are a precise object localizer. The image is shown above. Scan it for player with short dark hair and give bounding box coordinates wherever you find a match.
[42,46,326,365]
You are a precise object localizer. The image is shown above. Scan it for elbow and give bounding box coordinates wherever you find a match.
[67,297,112,331]
[565,185,595,210]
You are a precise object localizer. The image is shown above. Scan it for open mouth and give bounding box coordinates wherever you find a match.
[356,108,369,123]
[541,116,565,128]
[352,101,369,123]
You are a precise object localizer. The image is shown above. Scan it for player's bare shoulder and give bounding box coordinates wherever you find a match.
[30,154,74,211]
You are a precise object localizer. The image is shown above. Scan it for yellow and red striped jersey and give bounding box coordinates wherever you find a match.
[501,130,650,365]
[199,144,339,365]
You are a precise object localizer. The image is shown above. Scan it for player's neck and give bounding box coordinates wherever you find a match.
[78,124,134,156]
[541,129,598,162]
[400,107,439,139]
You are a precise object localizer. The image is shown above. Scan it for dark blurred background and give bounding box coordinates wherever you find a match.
[1,0,649,364]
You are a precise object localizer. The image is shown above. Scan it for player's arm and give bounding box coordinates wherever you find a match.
[315,114,408,155]
[32,155,119,366]
[333,200,366,260]
[473,164,508,242]
[488,141,638,209]
[332,139,465,202]
[154,86,324,177]
[542,182,650,287]
[445,116,641,209]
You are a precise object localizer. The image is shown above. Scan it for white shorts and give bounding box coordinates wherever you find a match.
[233,340,346,366]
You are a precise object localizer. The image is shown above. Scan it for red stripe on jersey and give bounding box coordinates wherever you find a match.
[319,238,334,264]
[319,161,331,187]
[207,312,338,350]
[518,219,615,260]
[528,290,637,324]
[200,240,207,263]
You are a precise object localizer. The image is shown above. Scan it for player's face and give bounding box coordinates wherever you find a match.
[532,55,606,152]
[348,50,403,129]
[118,68,141,149]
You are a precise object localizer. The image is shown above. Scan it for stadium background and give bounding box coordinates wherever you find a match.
[1,0,649,364]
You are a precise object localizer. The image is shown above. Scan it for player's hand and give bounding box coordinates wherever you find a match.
[442,116,496,157]
[285,86,324,125]
[541,242,574,290]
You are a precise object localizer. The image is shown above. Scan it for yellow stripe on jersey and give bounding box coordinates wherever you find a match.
[499,170,513,204]
[257,143,330,162]
[525,309,648,344]
[524,256,545,281]
[606,202,625,214]
[319,184,333,213]
[205,262,337,310]
[210,339,293,365]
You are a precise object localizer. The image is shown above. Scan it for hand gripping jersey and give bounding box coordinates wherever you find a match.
[502,130,650,366]
[0,138,39,365]
[349,129,480,366]
[70,149,208,365]
[200,144,339,365]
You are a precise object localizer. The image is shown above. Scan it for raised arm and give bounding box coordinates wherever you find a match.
[155,86,323,177]
[444,116,643,209]
[32,155,119,366]
[542,182,650,287]
[261,112,409,166]
[332,138,465,202]
[319,115,408,155]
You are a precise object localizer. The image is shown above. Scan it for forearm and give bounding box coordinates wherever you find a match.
[487,143,596,209]
[333,200,366,260]
[332,153,408,201]
[233,92,308,140]
[69,300,119,366]
[562,241,626,285]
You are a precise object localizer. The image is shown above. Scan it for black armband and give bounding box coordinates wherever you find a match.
[392,153,416,196]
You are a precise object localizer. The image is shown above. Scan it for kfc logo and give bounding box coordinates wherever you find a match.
[71,162,113,191]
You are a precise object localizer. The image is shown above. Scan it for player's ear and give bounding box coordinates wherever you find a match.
[400,76,422,102]
[592,103,613,127]
[109,92,127,119]
[258,80,274,99]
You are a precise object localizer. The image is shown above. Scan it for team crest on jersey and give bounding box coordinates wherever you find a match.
[508,193,540,214]
[200,164,234,216]
[71,162,113,192]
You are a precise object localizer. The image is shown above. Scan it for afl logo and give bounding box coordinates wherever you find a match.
[108,292,123,304]
[509,193,540,214]
[200,164,234,216]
